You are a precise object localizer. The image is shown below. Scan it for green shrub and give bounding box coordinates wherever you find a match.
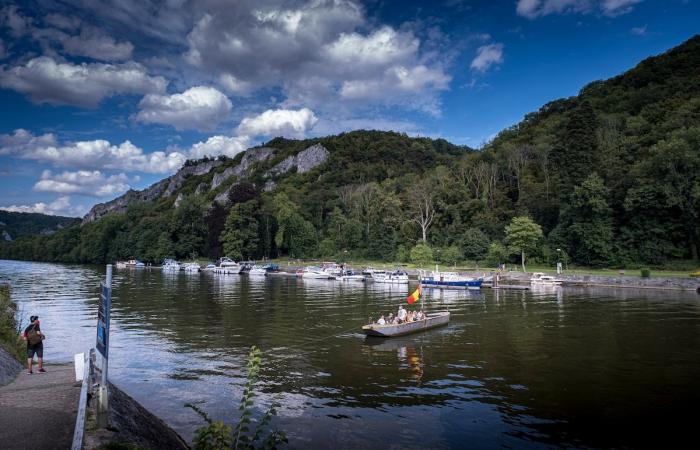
[410,243,434,267]
[0,283,24,362]
[640,268,651,278]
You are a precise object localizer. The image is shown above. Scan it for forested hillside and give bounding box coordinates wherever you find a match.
[0,211,79,242]
[1,35,699,268]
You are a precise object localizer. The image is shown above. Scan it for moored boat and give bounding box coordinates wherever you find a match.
[162,259,181,271]
[372,269,409,284]
[214,257,243,274]
[248,265,267,276]
[420,267,482,290]
[297,266,336,279]
[362,311,450,337]
[530,272,563,285]
[183,262,200,272]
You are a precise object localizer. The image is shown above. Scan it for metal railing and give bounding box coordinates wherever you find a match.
[71,349,96,450]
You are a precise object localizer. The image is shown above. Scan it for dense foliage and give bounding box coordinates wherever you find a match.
[0,211,79,241]
[2,35,700,269]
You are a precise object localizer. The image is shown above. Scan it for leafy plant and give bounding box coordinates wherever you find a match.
[187,346,287,450]
[640,268,651,278]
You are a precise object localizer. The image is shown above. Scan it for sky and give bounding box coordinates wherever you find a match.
[0,0,698,218]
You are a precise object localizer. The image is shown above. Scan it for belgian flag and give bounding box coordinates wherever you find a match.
[406,284,421,304]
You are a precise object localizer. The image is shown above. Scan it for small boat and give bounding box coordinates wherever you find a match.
[530,272,563,285]
[203,263,217,271]
[116,261,127,269]
[248,265,267,276]
[162,259,181,271]
[340,269,366,282]
[297,266,336,279]
[183,262,201,272]
[372,270,409,284]
[362,311,450,337]
[420,268,482,290]
[214,257,243,274]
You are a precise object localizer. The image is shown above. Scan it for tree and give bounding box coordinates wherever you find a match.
[560,173,614,266]
[505,216,543,272]
[439,246,462,266]
[408,179,436,242]
[461,228,490,261]
[485,241,509,267]
[220,200,260,260]
[410,242,434,266]
[172,195,207,259]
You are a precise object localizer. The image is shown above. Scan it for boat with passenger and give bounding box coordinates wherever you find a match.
[530,272,563,285]
[214,257,243,274]
[420,267,482,290]
[362,311,450,337]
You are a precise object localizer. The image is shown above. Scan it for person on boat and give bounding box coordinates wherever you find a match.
[377,315,386,325]
[407,311,415,322]
[397,305,407,323]
[388,312,394,324]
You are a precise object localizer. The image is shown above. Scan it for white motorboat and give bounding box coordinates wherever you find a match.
[116,261,127,269]
[372,269,409,284]
[340,269,366,282]
[248,265,267,276]
[297,266,336,279]
[530,272,563,285]
[214,257,243,274]
[183,262,200,272]
[162,259,181,271]
[362,311,450,337]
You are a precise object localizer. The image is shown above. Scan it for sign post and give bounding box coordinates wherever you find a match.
[96,264,112,428]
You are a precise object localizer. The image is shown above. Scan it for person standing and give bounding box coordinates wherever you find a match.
[22,315,45,374]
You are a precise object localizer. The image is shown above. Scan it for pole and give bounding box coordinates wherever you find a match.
[97,264,112,427]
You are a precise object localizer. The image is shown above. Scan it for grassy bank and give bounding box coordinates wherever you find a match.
[0,284,24,361]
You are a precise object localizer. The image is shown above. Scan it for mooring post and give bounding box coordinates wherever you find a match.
[97,264,112,428]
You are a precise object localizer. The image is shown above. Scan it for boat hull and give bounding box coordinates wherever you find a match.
[362,312,450,337]
[420,279,483,290]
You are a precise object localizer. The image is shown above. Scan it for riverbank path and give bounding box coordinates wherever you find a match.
[0,364,80,450]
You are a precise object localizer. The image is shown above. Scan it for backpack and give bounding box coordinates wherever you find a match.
[27,324,42,346]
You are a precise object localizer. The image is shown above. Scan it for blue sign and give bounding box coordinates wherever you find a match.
[96,282,111,358]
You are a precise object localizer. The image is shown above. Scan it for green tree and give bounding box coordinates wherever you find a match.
[221,200,260,260]
[410,242,434,266]
[485,241,508,267]
[172,195,207,259]
[561,173,614,266]
[461,228,490,261]
[439,246,462,266]
[505,216,543,272]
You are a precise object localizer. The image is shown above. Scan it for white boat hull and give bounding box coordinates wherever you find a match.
[362,312,450,337]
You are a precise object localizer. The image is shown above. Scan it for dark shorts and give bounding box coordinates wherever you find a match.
[27,342,43,359]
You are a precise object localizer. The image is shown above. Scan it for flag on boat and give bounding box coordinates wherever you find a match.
[407,284,421,304]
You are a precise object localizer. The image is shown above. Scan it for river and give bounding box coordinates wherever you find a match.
[1,259,699,449]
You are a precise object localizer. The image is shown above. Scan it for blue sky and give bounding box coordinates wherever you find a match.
[0,0,698,217]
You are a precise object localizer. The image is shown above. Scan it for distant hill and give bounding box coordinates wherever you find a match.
[1,35,698,268]
[0,211,79,241]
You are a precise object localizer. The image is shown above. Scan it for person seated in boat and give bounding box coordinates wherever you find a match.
[377,315,386,325]
[407,310,415,322]
[416,310,424,320]
[387,312,394,324]
[397,305,407,323]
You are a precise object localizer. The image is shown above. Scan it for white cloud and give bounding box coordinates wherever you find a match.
[34,170,131,197]
[0,56,167,107]
[0,5,31,38]
[602,0,642,16]
[187,135,250,160]
[0,196,84,217]
[58,25,135,61]
[236,108,318,138]
[516,0,641,18]
[471,43,504,72]
[183,1,449,114]
[136,86,232,131]
[43,13,81,31]
[0,129,185,174]
[629,25,647,36]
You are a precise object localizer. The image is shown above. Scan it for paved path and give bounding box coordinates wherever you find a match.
[0,364,79,450]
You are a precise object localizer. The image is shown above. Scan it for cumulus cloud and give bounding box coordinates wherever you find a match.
[0,56,167,107]
[188,135,250,160]
[516,0,641,18]
[0,196,84,217]
[0,129,185,173]
[471,43,504,72]
[136,86,232,131]
[183,1,449,114]
[34,170,131,197]
[56,25,135,61]
[236,108,318,138]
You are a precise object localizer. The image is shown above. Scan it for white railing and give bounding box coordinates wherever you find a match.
[71,349,95,450]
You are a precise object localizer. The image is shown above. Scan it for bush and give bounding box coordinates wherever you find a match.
[0,283,24,362]
[410,243,434,266]
[485,241,509,267]
[439,246,463,266]
[640,268,651,278]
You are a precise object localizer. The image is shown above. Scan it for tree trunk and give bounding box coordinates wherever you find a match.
[422,226,427,242]
[521,250,526,272]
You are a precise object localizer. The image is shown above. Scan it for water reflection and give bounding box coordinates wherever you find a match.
[2,259,700,449]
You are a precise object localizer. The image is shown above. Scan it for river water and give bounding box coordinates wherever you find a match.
[1,259,699,449]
